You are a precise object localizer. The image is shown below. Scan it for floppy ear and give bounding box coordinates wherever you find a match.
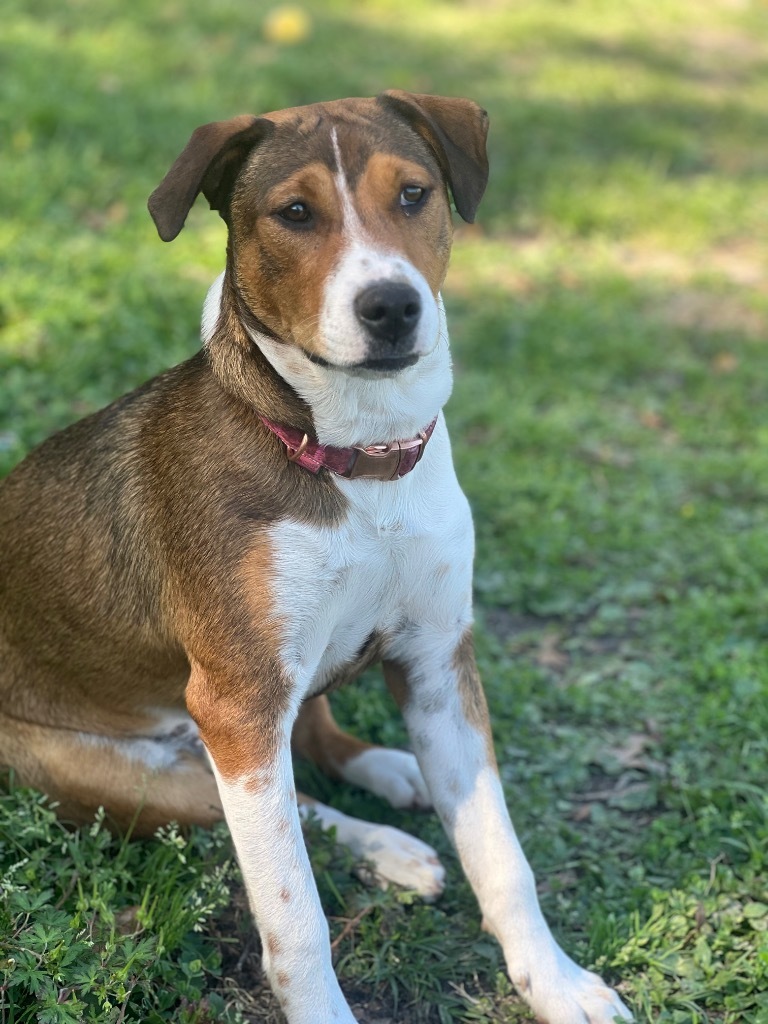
[148,115,274,241]
[378,91,489,223]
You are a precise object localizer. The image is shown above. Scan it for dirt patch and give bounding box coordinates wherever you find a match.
[615,240,767,291]
[483,607,556,642]
[687,25,765,65]
[654,288,767,340]
[449,234,767,308]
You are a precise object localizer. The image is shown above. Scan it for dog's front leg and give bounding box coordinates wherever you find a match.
[384,630,632,1024]
[186,661,355,1024]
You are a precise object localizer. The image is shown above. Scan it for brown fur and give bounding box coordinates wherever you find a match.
[453,630,498,770]
[292,695,370,777]
[0,710,224,838]
[0,92,489,831]
[355,153,452,295]
[382,661,410,712]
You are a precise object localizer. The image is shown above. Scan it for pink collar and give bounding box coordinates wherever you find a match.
[260,416,438,481]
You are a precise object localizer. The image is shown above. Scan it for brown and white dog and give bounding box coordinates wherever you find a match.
[0,93,631,1024]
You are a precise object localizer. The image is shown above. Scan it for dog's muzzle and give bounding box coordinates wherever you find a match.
[354,281,422,363]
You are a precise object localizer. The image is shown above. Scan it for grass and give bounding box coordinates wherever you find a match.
[2,0,768,1021]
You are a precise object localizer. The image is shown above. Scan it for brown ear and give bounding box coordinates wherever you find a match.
[378,91,489,223]
[148,115,274,241]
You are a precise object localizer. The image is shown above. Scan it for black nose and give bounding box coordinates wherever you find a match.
[354,281,422,346]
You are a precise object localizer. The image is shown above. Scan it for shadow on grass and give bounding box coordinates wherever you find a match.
[3,0,767,218]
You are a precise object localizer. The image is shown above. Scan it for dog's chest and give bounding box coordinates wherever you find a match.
[265,451,473,697]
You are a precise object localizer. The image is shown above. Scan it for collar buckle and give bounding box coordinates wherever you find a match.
[345,434,427,481]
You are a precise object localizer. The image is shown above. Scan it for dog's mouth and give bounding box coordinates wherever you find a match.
[305,352,420,374]
[352,354,420,373]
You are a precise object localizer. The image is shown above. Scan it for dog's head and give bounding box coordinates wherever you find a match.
[149,92,488,374]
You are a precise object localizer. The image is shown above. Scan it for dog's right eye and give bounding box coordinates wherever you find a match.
[278,202,312,224]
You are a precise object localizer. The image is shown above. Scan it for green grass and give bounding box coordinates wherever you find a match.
[2,0,768,1021]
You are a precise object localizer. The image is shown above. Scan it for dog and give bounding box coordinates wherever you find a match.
[0,92,632,1024]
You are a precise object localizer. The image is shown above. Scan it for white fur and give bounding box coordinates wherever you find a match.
[213,731,355,1024]
[329,128,361,232]
[203,270,451,446]
[201,271,224,344]
[251,362,630,1021]
[206,401,472,1024]
[300,801,444,899]
[255,306,451,446]
[145,707,200,740]
[75,733,179,770]
[340,747,431,809]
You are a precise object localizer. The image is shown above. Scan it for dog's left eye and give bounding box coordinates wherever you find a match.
[400,186,426,207]
[279,202,312,224]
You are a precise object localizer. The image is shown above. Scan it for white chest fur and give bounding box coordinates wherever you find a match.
[267,417,475,696]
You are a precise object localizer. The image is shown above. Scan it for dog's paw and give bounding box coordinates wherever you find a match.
[508,939,632,1024]
[340,747,432,809]
[301,800,445,900]
[354,823,445,901]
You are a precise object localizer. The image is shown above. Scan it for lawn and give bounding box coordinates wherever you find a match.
[1,1,767,1022]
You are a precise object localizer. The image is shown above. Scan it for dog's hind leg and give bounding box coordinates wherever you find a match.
[0,711,223,837]
[292,694,431,809]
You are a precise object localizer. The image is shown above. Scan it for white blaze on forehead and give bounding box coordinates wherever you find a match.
[330,127,364,238]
